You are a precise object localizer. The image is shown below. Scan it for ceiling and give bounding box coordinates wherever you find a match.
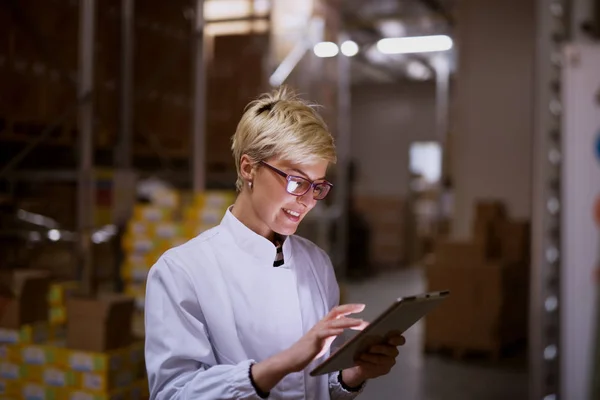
[340,0,456,84]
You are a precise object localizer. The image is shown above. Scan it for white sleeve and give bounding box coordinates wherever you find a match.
[319,251,365,399]
[144,255,264,400]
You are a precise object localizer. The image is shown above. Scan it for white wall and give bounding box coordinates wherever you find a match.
[451,0,536,238]
[350,81,437,198]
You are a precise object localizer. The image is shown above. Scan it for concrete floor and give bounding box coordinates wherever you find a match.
[338,268,528,400]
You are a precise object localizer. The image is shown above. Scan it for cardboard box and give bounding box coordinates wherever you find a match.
[434,240,488,265]
[474,200,506,224]
[498,220,530,264]
[0,270,51,329]
[67,295,134,352]
[472,220,502,260]
[425,262,528,351]
[0,282,13,321]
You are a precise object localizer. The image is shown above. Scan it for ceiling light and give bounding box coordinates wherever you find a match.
[313,42,339,58]
[340,40,359,57]
[377,35,453,55]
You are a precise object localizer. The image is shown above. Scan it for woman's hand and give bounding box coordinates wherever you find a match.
[341,333,406,388]
[286,303,368,373]
[251,304,368,393]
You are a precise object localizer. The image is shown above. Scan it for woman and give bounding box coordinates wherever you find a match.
[145,87,405,399]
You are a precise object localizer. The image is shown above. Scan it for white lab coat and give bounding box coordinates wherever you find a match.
[144,207,363,399]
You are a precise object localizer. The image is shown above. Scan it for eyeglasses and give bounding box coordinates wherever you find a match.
[259,161,333,200]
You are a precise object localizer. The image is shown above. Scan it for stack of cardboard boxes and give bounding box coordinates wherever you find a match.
[121,189,235,336]
[0,272,148,400]
[425,201,530,359]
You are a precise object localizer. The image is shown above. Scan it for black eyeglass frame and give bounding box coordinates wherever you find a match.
[259,161,333,200]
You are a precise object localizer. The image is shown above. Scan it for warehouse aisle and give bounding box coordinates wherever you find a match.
[341,268,528,400]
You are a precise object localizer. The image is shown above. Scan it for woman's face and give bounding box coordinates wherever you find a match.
[250,158,329,238]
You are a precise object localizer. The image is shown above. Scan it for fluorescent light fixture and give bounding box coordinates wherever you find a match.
[340,40,359,57]
[313,42,339,58]
[377,35,453,55]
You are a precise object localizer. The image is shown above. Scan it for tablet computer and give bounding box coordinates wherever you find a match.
[310,290,450,376]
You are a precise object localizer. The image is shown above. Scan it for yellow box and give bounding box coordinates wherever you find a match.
[19,382,62,400]
[184,206,228,226]
[22,323,50,345]
[132,205,173,223]
[126,221,151,237]
[129,379,149,400]
[0,363,43,382]
[49,306,67,326]
[59,386,127,400]
[153,222,184,240]
[122,234,156,254]
[58,349,127,373]
[194,191,235,209]
[42,366,77,388]
[0,344,19,362]
[120,264,150,283]
[76,369,135,393]
[49,324,67,342]
[150,189,180,209]
[16,343,63,366]
[124,283,145,298]
[124,342,144,369]
[48,281,80,307]
[0,323,49,345]
[0,378,20,397]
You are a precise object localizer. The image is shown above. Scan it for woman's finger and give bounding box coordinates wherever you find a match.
[317,328,344,339]
[326,304,365,320]
[359,353,394,365]
[387,335,406,347]
[329,317,367,330]
[368,344,399,358]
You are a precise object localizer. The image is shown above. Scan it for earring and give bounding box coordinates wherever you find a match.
[248,181,253,189]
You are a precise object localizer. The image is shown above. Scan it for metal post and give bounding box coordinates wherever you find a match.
[192,0,206,192]
[334,32,351,278]
[433,54,450,153]
[117,0,134,169]
[530,0,571,398]
[77,0,96,296]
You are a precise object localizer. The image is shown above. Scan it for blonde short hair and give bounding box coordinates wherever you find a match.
[231,86,337,191]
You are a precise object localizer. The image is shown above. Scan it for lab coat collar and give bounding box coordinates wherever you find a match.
[221,206,294,268]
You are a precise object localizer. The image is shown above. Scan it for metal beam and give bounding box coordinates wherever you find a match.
[192,0,206,192]
[117,0,134,169]
[530,0,572,398]
[77,0,96,296]
[334,31,352,278]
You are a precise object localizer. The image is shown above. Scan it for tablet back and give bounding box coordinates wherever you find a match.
[310,291,449,376]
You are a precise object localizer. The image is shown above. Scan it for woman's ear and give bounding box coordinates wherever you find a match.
[239,154,255,183]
